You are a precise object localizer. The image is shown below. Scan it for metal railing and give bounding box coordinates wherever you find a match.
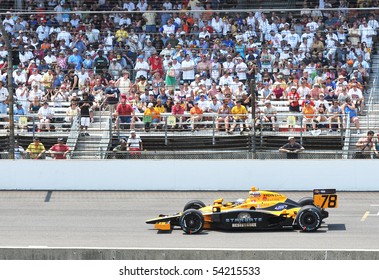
[0,111,372,160]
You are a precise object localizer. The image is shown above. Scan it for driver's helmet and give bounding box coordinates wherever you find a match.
[235,198,245,205]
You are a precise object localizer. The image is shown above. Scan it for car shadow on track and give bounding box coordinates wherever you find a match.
[326,224,346,231]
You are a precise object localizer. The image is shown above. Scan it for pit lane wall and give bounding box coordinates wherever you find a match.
[0,159,377,191]
[0,248,378,260]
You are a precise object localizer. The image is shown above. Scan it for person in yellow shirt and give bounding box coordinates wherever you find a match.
[229,100,248,134]
[26,137,46,159]
[115,25,128,42]
[144,102,160,131]
[154,98,166,114]
[41,68,54,93]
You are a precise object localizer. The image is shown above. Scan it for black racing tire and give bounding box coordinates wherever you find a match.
[296,205,322,232]
[298,197,314,206]
[183,200,206,211]
[179,209,204,234]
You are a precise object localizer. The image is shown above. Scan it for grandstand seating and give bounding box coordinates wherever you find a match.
[0,1,377,159]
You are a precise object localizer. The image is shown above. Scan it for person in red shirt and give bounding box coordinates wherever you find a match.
[172,99,186,129]
[148,50,164,77]
[115,94,135,129]
[288,86,300,112]
[48,138,71,159]
[301,94,315,109]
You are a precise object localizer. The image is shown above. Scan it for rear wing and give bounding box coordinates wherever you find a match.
[313,189,338,208]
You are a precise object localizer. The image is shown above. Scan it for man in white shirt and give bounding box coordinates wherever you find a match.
[57,26,72,46]
[348,83,364,113]
[222,54,235,75]
[3,12,14,34]
[286,28,301,49]
[36,20,50,42]
[360,21,375,48]
[37,101,54,131]
[0,80,9,114]
[181,54,195,83]
[0,44,8,59]
[134,55,150,79]
[235,57,248,82]
[44,50,57,65]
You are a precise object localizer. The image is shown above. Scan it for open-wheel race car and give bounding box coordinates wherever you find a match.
[146,187,338,234]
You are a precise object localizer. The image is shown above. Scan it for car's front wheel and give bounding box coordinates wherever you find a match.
[295,205,322,232]
[180,209,204,234]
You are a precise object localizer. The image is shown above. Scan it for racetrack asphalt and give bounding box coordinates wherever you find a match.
[0,191,378,250]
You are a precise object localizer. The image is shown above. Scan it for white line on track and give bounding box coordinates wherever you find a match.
[361,211,370,221]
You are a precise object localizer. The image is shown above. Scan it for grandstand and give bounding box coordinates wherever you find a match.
[0,1,378,159]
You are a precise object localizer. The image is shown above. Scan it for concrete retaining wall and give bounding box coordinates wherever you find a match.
[0,159,377,191]
[0,248,377,260]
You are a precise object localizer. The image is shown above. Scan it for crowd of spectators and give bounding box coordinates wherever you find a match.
[0,0,377,134]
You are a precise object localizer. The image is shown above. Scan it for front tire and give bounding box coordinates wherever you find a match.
[296,205,322,232]
[180,209,204,234]
[183,200,206,211]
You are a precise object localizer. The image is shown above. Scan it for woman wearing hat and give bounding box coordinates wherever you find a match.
[144,102,160,131]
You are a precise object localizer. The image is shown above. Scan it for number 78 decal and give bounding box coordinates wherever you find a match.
[314,194,338,208]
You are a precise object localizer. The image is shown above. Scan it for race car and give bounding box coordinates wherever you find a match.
[146,187,338,234]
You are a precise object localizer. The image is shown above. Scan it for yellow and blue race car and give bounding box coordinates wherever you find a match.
[146,187,338,234]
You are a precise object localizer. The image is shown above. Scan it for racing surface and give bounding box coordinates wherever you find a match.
[0,191,378,250]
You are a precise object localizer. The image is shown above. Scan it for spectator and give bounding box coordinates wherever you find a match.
[144,102,161,131]
[190,101,203,132]
[279,136,304,159]
[115,94,135,130]
[65,102,80,124]
[134,54,150,79]
[0,80,9,115]
[216,99,231,131]
[328,100,342,132]
[127,130,143,157]
[341,97,360,134]
[172,99,186,129]
[229,99,248,134]
[78,92,92,136]
[104,80,120,114]
[48,137,71,159]
[302,100,316,132]
[288,86,300,113]
[37,101,54,132]
[26,137,45,160]
[113,138,128,159]
[94,50,108,74]
[355,130,378,159]
[348,83,364,114]
[14,140,25,160]
[261,100,278,132]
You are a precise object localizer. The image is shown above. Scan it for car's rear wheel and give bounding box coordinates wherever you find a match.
[296,205,322,232]
[183,200,206,211]
[298,197,314,206]
[180,209,204,234]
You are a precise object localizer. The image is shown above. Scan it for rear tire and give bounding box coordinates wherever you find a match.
[296,205,322,232]
[180,209,204,234]
[298,197,314,206]
[183,200,206,211]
